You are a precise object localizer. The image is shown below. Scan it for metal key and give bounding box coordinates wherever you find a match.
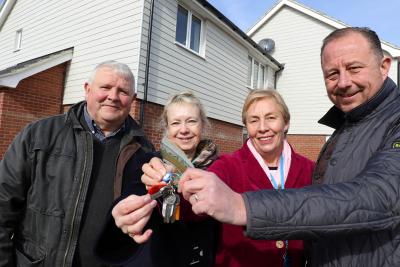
[162,192,180,223]
[150,184,174,200]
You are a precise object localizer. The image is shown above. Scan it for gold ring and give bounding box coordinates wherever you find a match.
[194,194,199,202]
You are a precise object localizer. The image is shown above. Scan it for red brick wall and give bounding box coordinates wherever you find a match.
[66,99,326,159]
[287,134,326,162]
[204,119,243,154]
[0,63,66,158]
[137,101,164,149]
[4,76,325,162]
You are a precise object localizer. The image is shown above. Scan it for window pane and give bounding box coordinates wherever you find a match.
[259,65,265,88]
[176,6,188,45]
[190,15,201,52]
[247,56,252,86]
[253,61,259,88]
[15,29,22,51]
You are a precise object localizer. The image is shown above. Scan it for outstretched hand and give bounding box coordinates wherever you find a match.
[112,194,157,244]
[178,168,247,226]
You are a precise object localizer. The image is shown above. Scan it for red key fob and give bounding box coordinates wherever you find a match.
[148,183,167,195]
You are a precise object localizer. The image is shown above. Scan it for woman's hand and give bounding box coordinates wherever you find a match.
[141,157,174,189]
[112,194,157,244]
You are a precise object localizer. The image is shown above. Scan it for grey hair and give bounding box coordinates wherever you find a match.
[161,91,209,129]
[242,88,290,124]
[88,60,136,93]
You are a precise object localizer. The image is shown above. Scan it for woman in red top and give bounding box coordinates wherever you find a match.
[142,89,314,267]
[206,89,314,267]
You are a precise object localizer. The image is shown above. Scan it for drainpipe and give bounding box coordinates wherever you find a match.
[139,0,155,127]
[397,59,399,87]
[274,64,284,89]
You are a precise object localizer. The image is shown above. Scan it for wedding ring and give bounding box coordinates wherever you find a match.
[194,194,199,202]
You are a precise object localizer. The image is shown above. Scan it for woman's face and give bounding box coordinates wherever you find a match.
[245,98,289,162]
[166,103,203,159]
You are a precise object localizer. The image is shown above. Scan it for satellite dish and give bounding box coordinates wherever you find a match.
[258,38,275,53]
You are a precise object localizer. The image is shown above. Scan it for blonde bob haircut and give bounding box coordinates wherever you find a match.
[161,91,209,128]
[242,89,291,125]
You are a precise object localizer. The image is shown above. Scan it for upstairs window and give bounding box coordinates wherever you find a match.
[247,56,268,89]
[14,29,22,51]
[247,56,252,86]
[253,60,259,87]
[176,5,203,54]
[176,6,188,45]
[259,65,265,88]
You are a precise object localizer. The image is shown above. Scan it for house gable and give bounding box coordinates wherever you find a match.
[249,0,400,58]
[248,0,400,135]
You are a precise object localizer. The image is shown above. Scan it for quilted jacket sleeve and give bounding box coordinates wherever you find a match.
[243,123,400,241]
[0,125,33,267]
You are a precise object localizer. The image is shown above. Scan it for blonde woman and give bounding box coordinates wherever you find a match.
[96,92,219,267]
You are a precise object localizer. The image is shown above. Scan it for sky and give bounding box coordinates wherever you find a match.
[208,0,400,47]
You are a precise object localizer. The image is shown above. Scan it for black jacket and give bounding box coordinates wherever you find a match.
[96,155,219,267]
[0,101,153,267]
[243,78,400,266]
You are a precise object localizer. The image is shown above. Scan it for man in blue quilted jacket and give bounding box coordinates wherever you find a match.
[179,27,400,266]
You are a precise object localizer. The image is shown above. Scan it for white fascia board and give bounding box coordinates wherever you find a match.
[248,0,347,36]
[381,41,400,57]
[0,50,73,88]
[247,0,400,58]
[247,0,285,36]
[0,0,16,31]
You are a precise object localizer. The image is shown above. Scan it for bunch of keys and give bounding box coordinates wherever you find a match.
[148,172,180,223]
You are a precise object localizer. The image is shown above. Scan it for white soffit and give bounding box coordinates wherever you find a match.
[0,48,73,88]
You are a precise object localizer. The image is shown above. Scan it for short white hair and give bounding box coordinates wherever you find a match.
[88,60,135,93]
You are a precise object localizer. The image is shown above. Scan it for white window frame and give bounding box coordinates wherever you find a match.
[14,28,22,52]
[247,56,268,89]
[175,4,204,56]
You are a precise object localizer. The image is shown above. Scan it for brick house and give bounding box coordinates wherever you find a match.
[0,0,287,159]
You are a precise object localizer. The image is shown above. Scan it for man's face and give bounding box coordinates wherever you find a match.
[321,32,391,113]
[84,67,135,133]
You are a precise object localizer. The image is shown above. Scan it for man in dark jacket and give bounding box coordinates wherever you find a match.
[179,27,400,266]
[0,60,154,266]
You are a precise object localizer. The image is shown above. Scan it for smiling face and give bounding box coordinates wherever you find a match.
[166,103,203,159]
[321,32,391,113]
[84,66,135,135]
[245,97,289,165]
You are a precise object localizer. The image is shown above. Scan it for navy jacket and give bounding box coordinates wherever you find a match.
[95,152,219,267]
[243,78,400,266]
